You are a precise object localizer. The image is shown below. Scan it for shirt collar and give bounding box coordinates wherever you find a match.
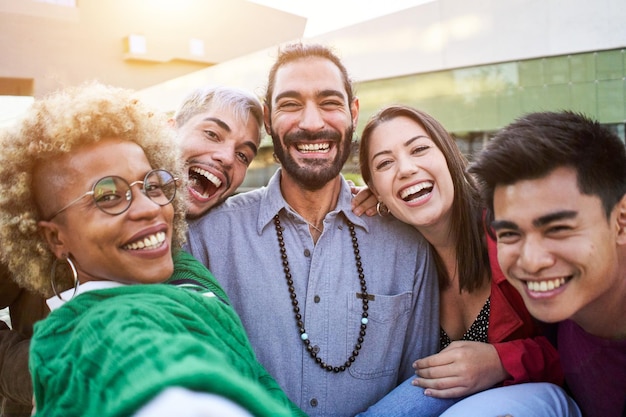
[257,168,370,234]
[46,280,125,311]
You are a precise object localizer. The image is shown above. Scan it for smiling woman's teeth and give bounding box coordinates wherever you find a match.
[400,181,433,201]
[297,143,330,153]
[527,277,566,292]
[124,232,166,250]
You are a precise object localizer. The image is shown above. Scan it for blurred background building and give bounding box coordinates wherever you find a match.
[0,0,306,125]
[2,0,625,189]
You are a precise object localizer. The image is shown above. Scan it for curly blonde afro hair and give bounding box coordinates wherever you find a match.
[0,82,187,297]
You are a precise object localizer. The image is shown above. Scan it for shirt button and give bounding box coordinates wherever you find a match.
[310,398,318,407]
[304,249,311,257]
[312,345,320,354]
[314,295,320,303]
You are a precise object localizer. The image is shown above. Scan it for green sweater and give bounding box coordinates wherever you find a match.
[30,251,306,417]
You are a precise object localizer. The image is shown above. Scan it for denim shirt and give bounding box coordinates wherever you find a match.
[187,169,440,417]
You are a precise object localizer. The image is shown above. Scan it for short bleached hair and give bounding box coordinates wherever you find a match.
[173,85,263,142]
[0,82,187,297]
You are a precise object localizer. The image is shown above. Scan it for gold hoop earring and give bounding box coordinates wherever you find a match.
[376,201,390,217]
[50,257,79,301]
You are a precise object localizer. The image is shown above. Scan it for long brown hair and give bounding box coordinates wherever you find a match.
[360,105,489,292]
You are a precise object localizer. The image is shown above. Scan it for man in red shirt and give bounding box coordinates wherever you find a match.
[470,111,626,417]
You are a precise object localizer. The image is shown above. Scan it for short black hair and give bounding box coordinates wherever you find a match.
[469,111,626,219]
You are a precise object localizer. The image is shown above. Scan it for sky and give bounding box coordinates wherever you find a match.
[247,0,435,38]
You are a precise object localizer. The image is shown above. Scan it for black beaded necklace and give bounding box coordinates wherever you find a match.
[273,213,369,372]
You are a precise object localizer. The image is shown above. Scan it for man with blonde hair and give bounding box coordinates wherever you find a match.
[171,85,264,219]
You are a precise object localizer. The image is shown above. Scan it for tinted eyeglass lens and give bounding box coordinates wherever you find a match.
[145,169,177,205]
[92,169,176,215]
[93,176,132,214]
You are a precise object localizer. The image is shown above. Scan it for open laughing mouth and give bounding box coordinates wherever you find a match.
[400,181,433,202]
[189,166,222,200]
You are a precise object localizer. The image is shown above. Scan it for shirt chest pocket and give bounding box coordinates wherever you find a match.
[346,291,413,379]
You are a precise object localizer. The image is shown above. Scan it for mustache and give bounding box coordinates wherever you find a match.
[283,129,342,144]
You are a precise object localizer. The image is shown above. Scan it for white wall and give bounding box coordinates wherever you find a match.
[137,0,626,113]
